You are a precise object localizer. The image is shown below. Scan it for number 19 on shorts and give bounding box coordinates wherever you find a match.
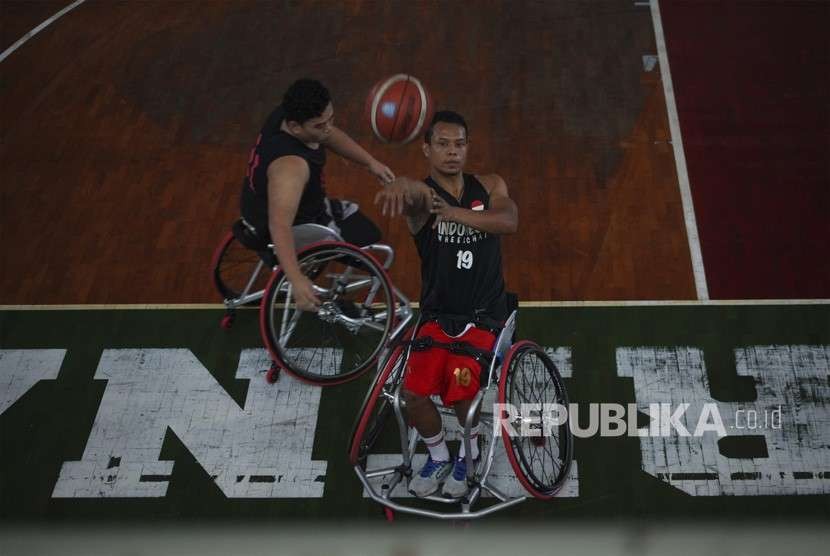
[456,249,473,269]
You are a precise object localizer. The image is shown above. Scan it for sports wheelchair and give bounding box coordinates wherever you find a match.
[348,311,574,520]
[211,219,413,385]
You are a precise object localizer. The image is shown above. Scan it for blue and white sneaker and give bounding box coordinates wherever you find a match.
[442,455,479,498]
[409,456,453,497]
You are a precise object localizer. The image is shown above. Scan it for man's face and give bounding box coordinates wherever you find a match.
[290,102,334,143]
[423,122,468,176]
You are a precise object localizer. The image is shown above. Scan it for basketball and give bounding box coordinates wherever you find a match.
[366,74,434,144]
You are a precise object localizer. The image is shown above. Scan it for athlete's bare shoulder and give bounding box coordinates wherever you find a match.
[475,173,508,196]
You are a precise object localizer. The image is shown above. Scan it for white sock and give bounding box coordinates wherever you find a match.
[422,430,450,462]
[458,423,480,460]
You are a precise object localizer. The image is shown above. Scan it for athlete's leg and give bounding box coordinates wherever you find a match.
[403,390,443,438]
[402,324,448,449]
[403,323,454,496]
[404,389,452,496]
[335,208,382,246]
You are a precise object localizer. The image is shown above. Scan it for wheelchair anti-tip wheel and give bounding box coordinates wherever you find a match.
[260,241,396,385]
[211,228,271,302]
[498,340,573,499]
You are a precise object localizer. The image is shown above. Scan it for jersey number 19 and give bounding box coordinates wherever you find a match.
[456,249,473,270]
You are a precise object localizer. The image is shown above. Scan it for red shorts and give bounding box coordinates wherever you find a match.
[403,321,497,406]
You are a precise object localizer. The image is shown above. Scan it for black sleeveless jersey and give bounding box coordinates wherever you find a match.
[413,174,508,330]
[240,105,328,237]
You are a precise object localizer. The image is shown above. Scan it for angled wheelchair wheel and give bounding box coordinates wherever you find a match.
[260,241,396,386]
[498,340,573,499]
[348,341,409,466]
[211,230,271,302]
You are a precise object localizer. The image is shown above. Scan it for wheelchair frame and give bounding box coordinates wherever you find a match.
[212,221,413,383]
[351,311,573,520]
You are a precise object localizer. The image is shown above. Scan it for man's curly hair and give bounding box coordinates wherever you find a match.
[283,79,331,124]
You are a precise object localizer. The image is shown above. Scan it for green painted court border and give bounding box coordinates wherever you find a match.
[2,305,828,523]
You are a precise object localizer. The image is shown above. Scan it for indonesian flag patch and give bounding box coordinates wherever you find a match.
[470,200,485,211]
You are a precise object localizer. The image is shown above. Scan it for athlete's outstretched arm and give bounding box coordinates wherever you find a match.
[431,174,518,235]
[373,176,433,234]
[323,126,395,184]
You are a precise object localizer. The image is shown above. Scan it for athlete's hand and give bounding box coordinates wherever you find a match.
[430,190,458,228]
[367,159,395,185]
[374,178,431,216]
[288,274,321,312]
[374,180,407,216]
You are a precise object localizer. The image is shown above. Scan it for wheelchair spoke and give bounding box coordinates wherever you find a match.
[502,345,573,497]
[278,283,302,345]
[264,244,395,384]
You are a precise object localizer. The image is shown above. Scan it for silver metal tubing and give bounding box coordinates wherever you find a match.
[383,471,404,499]
[312,284,331,296]
[364,277,383,308]
[355,466,525,520]
[463,391,486,481]
[225,289,264,308]
[487,310,518,385]
[363,243,395,269]
[364,466,403,480]
[340,277,373,294]
[278,283,294,341]
[392,285,410,310]
[418,493,465,505]
[327,312,385,333]
[481,483,521,504]
[466,484,482,507]
[389,313,413,341]
[477,418,502,487]
[391,383,412,470]
[369,309,389,321]
[241,260,265,297]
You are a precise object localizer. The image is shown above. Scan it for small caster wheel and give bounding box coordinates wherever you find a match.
[383,507,395,522]
[265,364,281,384]
[220,313,235,329]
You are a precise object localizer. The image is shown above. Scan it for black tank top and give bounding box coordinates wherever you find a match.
[240,105,328,237]
[414,174,508,332]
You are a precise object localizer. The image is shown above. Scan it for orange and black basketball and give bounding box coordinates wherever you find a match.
[366,74,434,144]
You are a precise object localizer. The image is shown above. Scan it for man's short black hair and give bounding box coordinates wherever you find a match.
[424,110,469,143]
[283,79,331,124]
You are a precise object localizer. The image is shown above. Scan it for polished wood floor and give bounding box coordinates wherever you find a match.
[0,0,695,304]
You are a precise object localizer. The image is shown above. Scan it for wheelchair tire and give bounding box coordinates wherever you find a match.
[260,241,396,386]
[212,231,272,302]
[498,340,573,499]
[347,343,408,466]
